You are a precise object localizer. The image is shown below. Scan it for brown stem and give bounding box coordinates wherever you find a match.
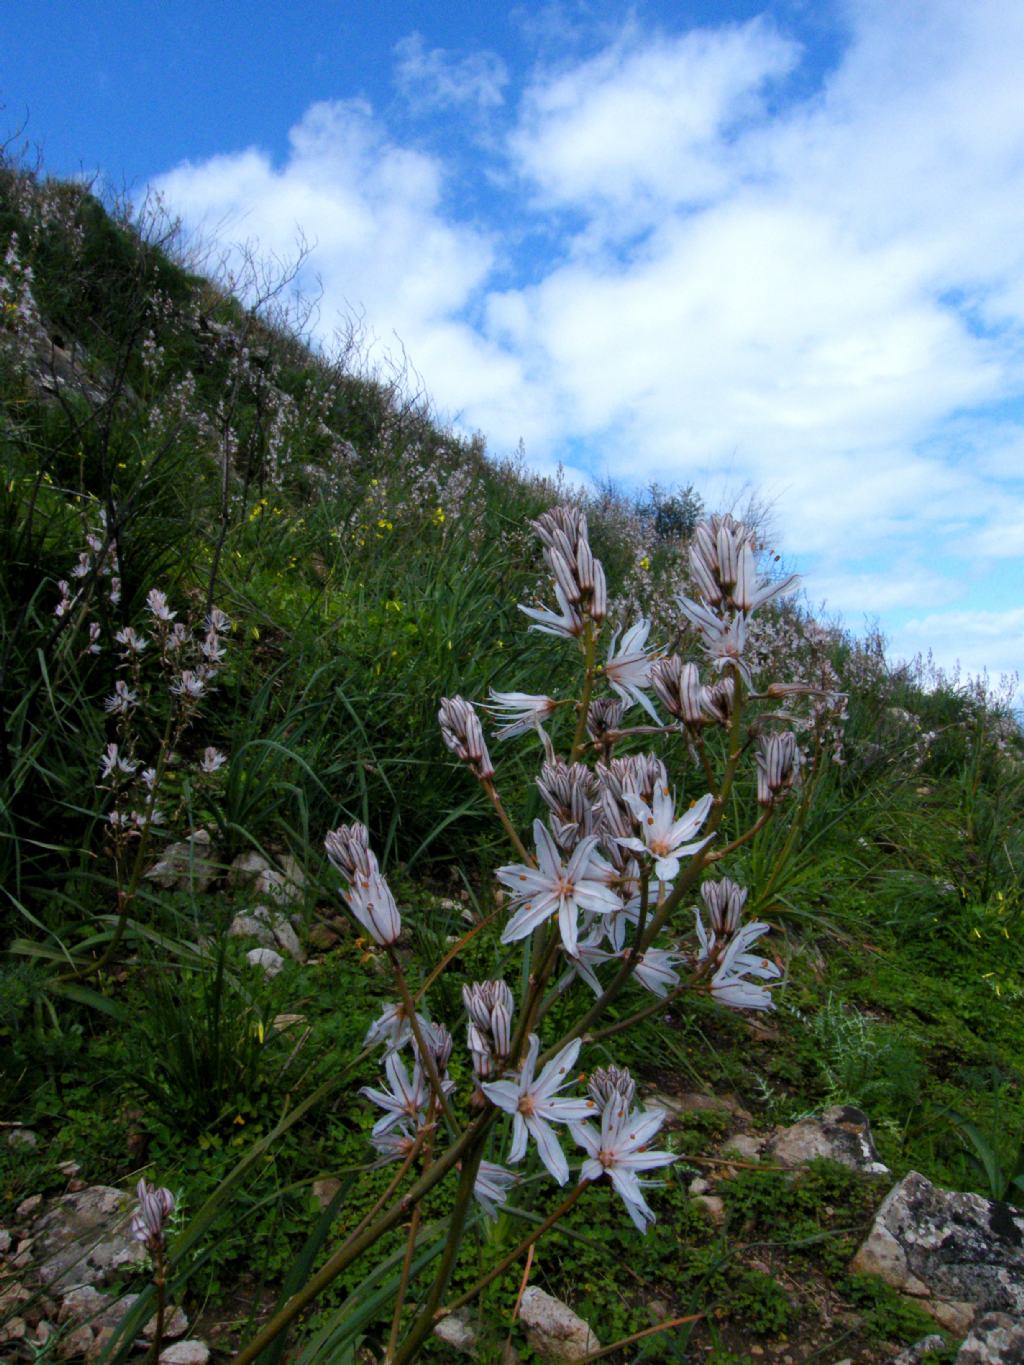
[416,905,505,1001]
[570,623,597,763]
[385,1202,423,1361]
[387,946,458,1134]
[481,778,532,864]
[146,1246,166,1364]
[579,1311,704,1362]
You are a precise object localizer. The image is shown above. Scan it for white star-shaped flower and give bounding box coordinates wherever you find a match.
[617,788,714,882]
[497,820,622,956]
[570,1102,677,1234]
[482,1035,595,1186]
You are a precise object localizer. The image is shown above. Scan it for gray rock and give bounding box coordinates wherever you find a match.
[160,1341,211,1365]
[434,1307,479,1355]
[270,916,306,963]
[768,1105,890,1175]
[723,1135,762,1161]
[146,830,219,893]
[695,1195,726,1225]
[519,1286,600,1362]
[956,1312,1024,1363]
[0,1226,11,1254]
[228,910,276,948]
[145,1305,190,1340]
[30,1187,146,1292]
[887,1339,947,1365]
[246,947,285,977]
[257,853,305,906]
[852,1172,1024,1333]
[6,1127,39,1149]
[227,850,273,890]
[58,1284,136,1328]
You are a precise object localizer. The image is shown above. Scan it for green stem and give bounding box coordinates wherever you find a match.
[391,1143,487,1365]
[387,946,458,1135]
[231,1115,492,1365]
[570,623,597,763]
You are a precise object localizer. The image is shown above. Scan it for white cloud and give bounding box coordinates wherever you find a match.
[393,33,508,113]
[889,607,1024,695]
[151,2,1024,683]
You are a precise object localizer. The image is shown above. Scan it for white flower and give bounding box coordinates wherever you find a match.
[474,1162,518,1220]
[344,870,402,946]
[675,595,752,686]
[485,691,558,740]
[198,747,227,773]
[99,743,137,779]
[482,1035,595,1186]
[497,820,622,956]
[103,680,138,715]
[364,1001,426,1053]
[170,670,205,699]
[114,626,148,656]
[698,919,781,1012]
[518,582,585,639]
[604,620,661,722]
[360,1051,430,1135]
[617,788,714,883]
[625,948,681,997]
[145,589,176,622]
[570,1103,677,1233]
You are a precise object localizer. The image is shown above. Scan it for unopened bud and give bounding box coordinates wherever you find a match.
[438,697,495,780]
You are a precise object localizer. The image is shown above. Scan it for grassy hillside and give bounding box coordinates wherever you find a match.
[1,159,1022,1364]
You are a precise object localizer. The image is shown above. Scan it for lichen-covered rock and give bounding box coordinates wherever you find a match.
[257,853,305,906]
[955,1311,1024,1363]
[159,1341,211,1365]
[767,1104,890,1175]
[851,1171,1024,1332]
[887,1337,947,1365]
[519,1287,600,1363]
[31,1187,146,1293]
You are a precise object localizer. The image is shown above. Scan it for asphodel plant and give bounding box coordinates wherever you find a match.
[233,506,832,1365]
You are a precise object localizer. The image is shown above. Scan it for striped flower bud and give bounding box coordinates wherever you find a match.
[650,655,704,724]
[755,732,801,805]
[438,697,495,780]
[130,1179,175,1251]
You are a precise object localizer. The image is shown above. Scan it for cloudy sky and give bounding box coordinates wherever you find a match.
[5,1,1023,695]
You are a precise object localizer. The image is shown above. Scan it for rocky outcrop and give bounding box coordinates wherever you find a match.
[851,1171,1024,1334]
[955,1312,1024,1363]
[30,1186,146,1293]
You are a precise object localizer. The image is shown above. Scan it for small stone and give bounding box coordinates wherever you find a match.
[688,1176,710,1195]
[6,1127,39,1149]
[146,829,218,893]
[750,1348,764,1357]
[312,1178,341,1210]
[34,1320,55,1345]
[228,849,273,886]
[271,918,306,963]
[768,1105,890,1175]
[434,1308,479,1355]
[228,912,276,948]
[57,1160,81,1177]
[723,1135,762,1161]
[929,1298,976,1335]
[307,923,339,951]
[246,947,285,977]
[0,1227,11,1254]
[0,1316,26,1342]
[16,1194,43,1218]
[888,1337,948,1365]
[160,1340,211,1365]
[695,1195,726,1226]
[519,1286,600,1362]
[257,853,305,906]
[145,1305,189,1339]
[57,1324,95,1360]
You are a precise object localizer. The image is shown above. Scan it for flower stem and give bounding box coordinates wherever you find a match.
[570,623,597,762]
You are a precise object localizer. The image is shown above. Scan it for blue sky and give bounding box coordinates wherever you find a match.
[5,1,1023,696]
